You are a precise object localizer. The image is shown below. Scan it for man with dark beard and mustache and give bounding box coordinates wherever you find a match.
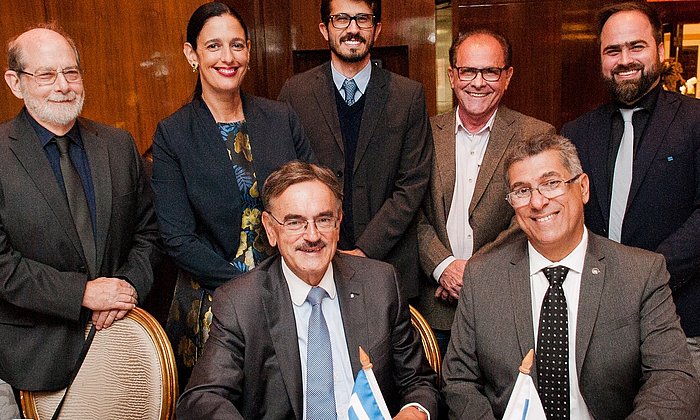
[278,0,432,303]
[562,1,700,374]
[0,23,158,398]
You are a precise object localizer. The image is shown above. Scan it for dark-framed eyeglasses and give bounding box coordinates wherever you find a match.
[266,212,339,234]
[328,13,376,29]
[505,174,582,208]
[15,67,82,86]
[453,66,508,82]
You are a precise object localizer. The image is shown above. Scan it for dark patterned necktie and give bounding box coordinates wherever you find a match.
[55,136,96,275]
[537,265,570,419]
[305,287,336,419]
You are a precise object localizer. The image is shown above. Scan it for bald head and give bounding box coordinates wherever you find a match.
[8,26,80,73]
[4,26,85,134]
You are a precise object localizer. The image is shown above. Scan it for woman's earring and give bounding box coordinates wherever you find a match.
[191,62,198,72]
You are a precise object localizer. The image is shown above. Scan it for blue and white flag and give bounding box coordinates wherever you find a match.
[347,347,391,420]
[502,349,546,420]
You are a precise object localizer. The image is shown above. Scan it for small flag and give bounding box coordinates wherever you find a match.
[347,346,392,420]
[502,349,546,420]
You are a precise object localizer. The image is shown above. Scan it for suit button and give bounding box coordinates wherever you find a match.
[336,170,343,177]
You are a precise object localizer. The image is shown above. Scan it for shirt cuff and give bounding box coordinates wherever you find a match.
[401,403,430,420]
[432,256,456,283]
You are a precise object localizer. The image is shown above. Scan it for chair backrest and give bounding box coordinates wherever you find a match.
[0,379,20,418]
[21,307,178,420]
[409,305,441,386]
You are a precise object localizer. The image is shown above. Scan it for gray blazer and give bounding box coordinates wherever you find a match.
[0,111,158,390]
[176,253,438,419]
[416,107,554,330]
[443,232,699,419]
[279,63,432,298]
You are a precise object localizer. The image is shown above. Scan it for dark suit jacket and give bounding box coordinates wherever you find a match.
[0,111,158,391]
[562,89,700,336]
[416,106,554,330]
[151,94,314,289]
[279,63,432,298]
[443,233,699,419]
[176,254,438,419]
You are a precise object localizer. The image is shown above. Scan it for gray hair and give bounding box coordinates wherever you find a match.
[503,134,582,186]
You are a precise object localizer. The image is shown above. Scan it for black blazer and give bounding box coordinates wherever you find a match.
[0,111,158,390]
[176,253,438,419]
[151,93,314,289]
[562,89,700,336]
[279,63,432,298]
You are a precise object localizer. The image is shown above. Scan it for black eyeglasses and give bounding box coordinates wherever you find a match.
[505,174,582,208]
[328,13,375,29]
[15,67,82,86]
[266,212,339,234]
[453,66,508,82]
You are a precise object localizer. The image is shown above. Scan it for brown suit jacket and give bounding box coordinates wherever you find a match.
[279,63,432,298]
[176,254,438,419]
[416,107,554,330]
[443,233,700,419]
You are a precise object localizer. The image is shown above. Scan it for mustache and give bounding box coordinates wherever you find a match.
[340,34,367,44]
[46,92,78,102]
[612,62,644,75]
[296,240,325,252]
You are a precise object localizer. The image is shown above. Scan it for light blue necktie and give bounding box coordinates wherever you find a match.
[343,79,358,106]
[306,287,337,419]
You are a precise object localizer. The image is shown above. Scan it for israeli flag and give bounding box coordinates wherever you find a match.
[347,367,391,420]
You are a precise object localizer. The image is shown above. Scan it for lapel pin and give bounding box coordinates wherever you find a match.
[350,293,356,299]
[592,268,600,275]
[667,156,674,162]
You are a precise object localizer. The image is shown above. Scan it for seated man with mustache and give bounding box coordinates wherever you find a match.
[177,161,438,419]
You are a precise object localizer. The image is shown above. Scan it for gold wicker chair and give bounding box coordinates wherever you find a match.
[409,305,441,386]
[21,307,178,420]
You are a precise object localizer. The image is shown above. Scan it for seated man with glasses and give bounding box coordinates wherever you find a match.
[442,133,699,419]
[177,161,438,419]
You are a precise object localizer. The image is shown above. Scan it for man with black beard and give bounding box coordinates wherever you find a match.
[562,1,700,374]
[0,24,158,399]
[279,0,432,300]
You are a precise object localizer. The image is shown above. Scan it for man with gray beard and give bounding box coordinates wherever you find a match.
[0,23,158,401]
[562,2,700,375]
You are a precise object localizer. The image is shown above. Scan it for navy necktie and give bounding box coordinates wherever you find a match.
[305,286,336,418]
[537,266,570,419]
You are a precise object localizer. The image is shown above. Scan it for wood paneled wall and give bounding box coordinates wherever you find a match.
[452,0,700,129]
[452,0,616,129]
[0,0,436,153]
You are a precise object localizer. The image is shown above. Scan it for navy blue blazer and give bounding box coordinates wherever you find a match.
[562,88,700,336]
[152,93,315,289]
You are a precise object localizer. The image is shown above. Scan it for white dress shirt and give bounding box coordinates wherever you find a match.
[331,61,372,103]
[432,108,496,282]
[283,259,354,420]
[528,229,593,420]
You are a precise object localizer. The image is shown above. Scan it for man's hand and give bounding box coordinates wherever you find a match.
[394,405,428,420]
[439,259,467,300]
[82,277,137,312]
[339,248,367,257]
[91,309,130,330]
[434,285,454,303]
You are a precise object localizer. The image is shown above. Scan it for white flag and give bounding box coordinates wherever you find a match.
[502,349,546,420]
